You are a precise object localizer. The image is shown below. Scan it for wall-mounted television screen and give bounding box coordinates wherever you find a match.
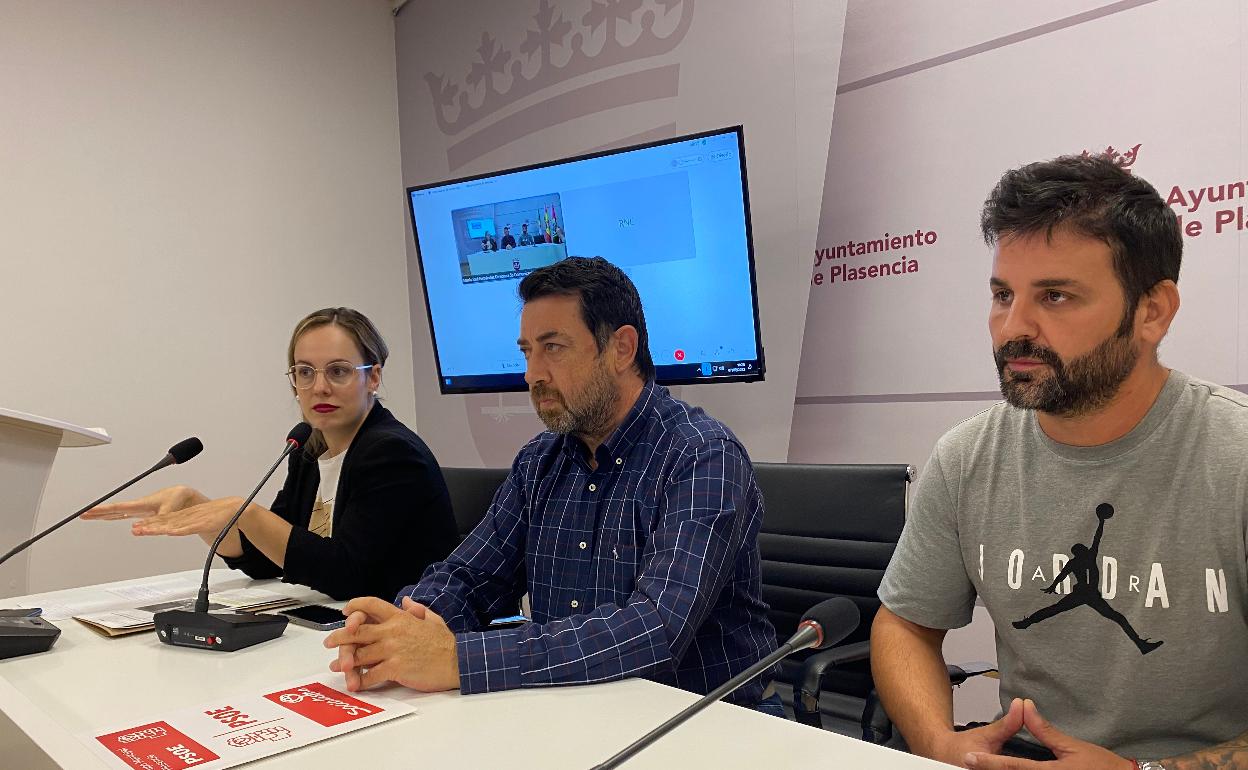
[406,125,765,394]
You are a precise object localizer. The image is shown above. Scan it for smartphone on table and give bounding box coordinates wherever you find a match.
[279,604,346,631]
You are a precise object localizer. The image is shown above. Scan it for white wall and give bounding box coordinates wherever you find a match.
[0,0,413,594]
[394,0,846,468]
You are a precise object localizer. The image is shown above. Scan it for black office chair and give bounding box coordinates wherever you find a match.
[438,466,524,620]
[440,467,510,542]
[753,462,913,735]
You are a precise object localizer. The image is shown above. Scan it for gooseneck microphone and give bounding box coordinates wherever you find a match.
[590,597,861,770]
[194,424,311,613]
[0,437,202,660]
[153,423,311,652]
[0,437,204,569]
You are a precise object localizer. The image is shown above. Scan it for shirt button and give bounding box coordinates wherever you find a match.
[615,458,623,465]
[579,541,587,550]
[570,600,579,609]
[588,483,597,492]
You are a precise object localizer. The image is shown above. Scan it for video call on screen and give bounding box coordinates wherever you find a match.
[408,127,764,393]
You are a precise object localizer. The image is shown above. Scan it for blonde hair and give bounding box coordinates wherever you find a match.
[288,307,389,456]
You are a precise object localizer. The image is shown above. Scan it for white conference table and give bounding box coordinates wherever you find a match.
[0,571,943,769]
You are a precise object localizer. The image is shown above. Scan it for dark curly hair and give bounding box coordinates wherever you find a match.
[981,154,1182,333]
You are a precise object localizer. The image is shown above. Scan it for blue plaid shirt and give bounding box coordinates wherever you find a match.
[399,382,777,705]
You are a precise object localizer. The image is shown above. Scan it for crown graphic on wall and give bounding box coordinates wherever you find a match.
[1082,142,1143,171]
[424,0,694,138]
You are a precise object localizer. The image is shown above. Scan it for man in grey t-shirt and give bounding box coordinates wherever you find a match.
[873,155,1248,770]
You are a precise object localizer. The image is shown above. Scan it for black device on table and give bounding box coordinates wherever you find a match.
[0,614,60,660]
[0,437,203,660]
[154,424,311,652]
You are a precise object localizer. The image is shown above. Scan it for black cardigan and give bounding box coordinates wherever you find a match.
[222,403,458,601]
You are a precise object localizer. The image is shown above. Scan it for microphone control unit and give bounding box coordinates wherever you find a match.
[0,617,61,660]
[154,610,288,653]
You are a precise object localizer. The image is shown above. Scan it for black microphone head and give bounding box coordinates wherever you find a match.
[168,437,204,464]
[800,597,861,651]
[287,422,313,449]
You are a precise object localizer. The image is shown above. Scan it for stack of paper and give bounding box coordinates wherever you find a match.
[74,587,298,637]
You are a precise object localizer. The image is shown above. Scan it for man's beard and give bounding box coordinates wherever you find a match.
[994,331,1138,417]
[530,359,619,438]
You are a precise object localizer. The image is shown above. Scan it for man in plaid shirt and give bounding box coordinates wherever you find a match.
[325,257,780,713]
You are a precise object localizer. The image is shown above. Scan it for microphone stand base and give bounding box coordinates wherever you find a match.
[153,610,287,652]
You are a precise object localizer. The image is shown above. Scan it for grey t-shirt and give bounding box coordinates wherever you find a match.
[879,370,1248,759]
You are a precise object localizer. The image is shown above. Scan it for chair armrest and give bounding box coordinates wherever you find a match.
[947,660,996,686]
[860,660,999,744]
[792,640,872,725]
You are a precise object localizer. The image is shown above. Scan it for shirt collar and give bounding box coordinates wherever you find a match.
[557,380,661,468]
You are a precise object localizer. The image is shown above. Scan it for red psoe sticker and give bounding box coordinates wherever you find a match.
[96,721,220,768]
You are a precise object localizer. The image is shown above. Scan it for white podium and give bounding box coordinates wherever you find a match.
[0,408,109,599]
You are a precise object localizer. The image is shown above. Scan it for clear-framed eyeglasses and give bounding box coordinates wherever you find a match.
[286,362,375,389]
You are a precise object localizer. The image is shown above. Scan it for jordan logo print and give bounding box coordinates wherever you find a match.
[1012,503,1163,655]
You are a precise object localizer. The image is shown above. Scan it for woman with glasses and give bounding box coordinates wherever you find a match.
[84,307,459,601]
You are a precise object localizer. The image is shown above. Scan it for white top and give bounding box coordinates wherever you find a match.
[310,451,345,538]
[0,407,110,447]
[0,572,946,769]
